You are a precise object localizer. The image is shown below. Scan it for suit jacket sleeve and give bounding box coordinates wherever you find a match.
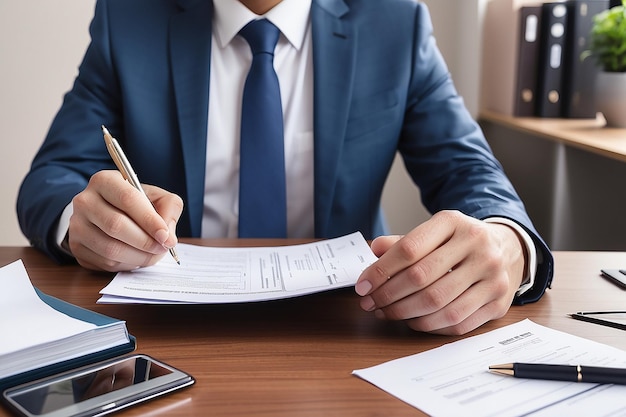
[16,0,121,262]
[398,3,553,303]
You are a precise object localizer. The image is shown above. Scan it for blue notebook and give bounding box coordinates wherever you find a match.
[0,269,135,391]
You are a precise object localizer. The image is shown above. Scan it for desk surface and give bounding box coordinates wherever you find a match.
[479,110,626,163]
[1,242,625,417]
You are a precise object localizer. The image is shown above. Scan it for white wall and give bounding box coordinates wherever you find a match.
[0,0,95,245]
[0,0,482,245]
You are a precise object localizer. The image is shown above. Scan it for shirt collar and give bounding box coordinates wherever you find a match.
[213,0,311,50]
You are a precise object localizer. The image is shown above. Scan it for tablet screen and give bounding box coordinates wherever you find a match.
[3,355,193,417]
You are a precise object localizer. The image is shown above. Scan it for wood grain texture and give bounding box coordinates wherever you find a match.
[1,243,625,416]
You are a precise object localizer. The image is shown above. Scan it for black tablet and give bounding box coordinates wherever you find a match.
[2,354,194,417]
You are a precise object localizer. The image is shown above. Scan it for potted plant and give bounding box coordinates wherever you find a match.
[586,0,626,127]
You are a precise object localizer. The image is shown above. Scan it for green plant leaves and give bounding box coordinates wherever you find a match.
[589,1,626,72]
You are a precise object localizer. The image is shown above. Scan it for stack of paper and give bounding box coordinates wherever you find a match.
[0,260,134,390]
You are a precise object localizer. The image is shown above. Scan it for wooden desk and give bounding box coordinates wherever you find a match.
[1,244,625,417]
[479,111,626,251]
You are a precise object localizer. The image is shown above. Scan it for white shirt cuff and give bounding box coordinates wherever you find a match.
[484,217,537,297]
[55,202,74,255]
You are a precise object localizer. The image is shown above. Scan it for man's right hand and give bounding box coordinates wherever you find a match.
[67,170,183,271]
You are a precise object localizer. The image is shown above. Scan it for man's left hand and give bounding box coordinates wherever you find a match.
[355,210,526,335]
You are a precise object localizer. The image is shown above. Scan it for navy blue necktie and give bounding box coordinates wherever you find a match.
[238,19,287,238]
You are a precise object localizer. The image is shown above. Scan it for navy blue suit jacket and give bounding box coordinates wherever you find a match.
[17,0,553,303]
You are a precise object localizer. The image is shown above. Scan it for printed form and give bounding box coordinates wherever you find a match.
[98,232,377,304]
[353,319,626,417]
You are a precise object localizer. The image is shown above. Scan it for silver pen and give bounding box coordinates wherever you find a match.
[101,125,180,264]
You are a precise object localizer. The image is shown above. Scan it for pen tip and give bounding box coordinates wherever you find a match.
[169,248,180,265]
[488,363,512,370]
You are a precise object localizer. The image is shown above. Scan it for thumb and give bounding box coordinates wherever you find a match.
[369,235,403,257]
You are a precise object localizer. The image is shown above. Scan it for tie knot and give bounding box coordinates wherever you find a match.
[239,19,280,56]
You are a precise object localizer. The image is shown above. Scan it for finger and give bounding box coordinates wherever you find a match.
[365,236,471,312]
[369,235,401,257]
[402,268,511,335]
[406,292,510,336]
[358,216,471,311]
[373,267,471,320]
[73,239,165,272]
[144,184,184,247]
[70,220,165,271]
[371,226,511,319]
[74,185,167,257]
[354,235,402,297]
[361,218,500,317]
[356,213,457,296]
[94,172,172,249]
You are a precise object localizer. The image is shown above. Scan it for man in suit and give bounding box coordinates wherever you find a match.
[17,0,553,335]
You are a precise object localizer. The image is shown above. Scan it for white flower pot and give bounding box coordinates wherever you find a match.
[596,71,626,128]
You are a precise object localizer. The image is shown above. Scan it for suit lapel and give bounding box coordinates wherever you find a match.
[170,0,213,236]
[311,0,355,237]
[169,0,354,237]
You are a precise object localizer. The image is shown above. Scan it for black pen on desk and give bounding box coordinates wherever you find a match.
[489,362,626,385]
[101,125,180,265]
[568,311,626,331]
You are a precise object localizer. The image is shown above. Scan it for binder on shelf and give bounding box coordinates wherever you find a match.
[514,6,544,117]
[561,0,609,118]
[481,0,546,116]
[0,260,136,391]
[536,2,570,117]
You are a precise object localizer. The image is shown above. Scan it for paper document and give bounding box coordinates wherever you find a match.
[353,319,626,417]
[0,260,96,361]
[98,232,377,304]
[0,260,129,380]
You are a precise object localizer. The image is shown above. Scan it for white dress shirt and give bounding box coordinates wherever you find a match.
[202,0,314,238]
[56,0,536,295]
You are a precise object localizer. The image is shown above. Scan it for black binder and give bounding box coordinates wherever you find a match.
[514,6,543,117]
[536,2,569,117]
[561,0,609,118]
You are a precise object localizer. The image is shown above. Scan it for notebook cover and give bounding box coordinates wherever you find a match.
[0,290,136,391]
